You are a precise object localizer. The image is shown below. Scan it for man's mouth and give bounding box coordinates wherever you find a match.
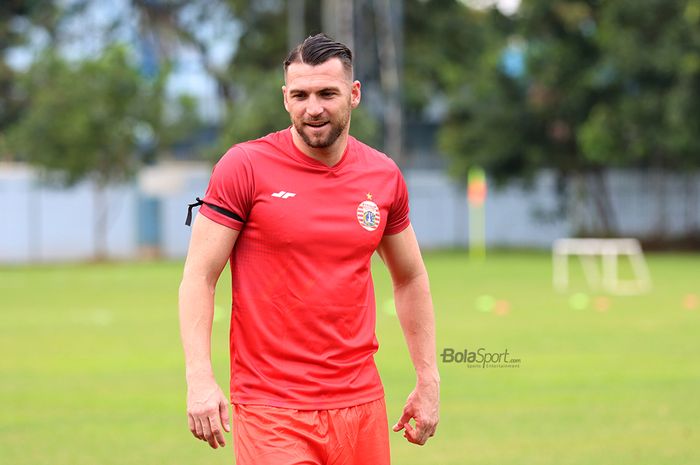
[305,121,329,128]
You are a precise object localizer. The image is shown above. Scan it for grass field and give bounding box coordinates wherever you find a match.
[1,251,699,465]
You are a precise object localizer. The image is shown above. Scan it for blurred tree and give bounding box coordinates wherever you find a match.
[213,0,296,154]
[403,0,493,117]
[438,0,614,233]
[437,0,700,237]
[7,46,166,258]
[129,0,238,100]
[579,0,700,236]
[2,1,202,164]
[0,0,68,159]
[127,0,218,161]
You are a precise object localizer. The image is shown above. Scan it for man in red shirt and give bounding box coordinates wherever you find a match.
[179,33,439,465]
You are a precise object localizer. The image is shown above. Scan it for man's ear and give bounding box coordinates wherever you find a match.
[282,85,289,112]
[351,80,362,109]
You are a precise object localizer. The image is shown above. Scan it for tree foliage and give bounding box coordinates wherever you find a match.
[8,45,164,186]
[5,44,171,258]
[403,0,494,117]
[440,0,700,172]
[0,0,64,149]
[435,0,700,234]
[579,0,700,170]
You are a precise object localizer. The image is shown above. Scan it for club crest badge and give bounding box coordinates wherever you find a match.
[357,193,380,231]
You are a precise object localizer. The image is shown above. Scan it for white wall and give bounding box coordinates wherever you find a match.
[2,163,699,263]
[1,165,136,263]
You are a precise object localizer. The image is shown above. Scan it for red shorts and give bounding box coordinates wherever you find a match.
[231,397,391,465]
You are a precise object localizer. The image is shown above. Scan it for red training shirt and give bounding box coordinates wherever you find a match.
[200,128,410,409]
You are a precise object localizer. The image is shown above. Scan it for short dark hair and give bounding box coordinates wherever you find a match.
[283,33,353,76]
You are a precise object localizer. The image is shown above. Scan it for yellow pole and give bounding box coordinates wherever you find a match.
[467,167,487,261]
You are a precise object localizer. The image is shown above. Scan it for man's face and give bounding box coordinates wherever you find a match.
[283,58,361,150]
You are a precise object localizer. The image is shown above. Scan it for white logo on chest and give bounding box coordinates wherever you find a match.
[271,191,296,199]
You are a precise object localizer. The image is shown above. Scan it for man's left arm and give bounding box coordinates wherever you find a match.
[377,224,440,446]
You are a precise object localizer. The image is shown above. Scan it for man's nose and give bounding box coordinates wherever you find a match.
[306,96,323,117]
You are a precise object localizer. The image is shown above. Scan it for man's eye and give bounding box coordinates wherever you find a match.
[320,92,336,98]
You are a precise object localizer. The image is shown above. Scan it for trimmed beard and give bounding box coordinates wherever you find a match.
[293,109,350,149]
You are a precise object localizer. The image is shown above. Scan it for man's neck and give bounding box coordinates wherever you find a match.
[290,127,349,168]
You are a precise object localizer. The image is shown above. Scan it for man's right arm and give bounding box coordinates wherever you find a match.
[179,213,239,449]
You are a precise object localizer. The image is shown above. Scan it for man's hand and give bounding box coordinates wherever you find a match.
[186,378,231,449]
[393,379,440,445]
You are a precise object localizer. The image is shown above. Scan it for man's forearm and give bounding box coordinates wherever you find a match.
[179,276,217,382]
[393,272,439,384]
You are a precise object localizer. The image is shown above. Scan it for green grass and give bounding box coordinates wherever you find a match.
[1,251,699,465]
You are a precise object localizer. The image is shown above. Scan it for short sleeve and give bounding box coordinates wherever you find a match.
[384,168,410,235]
[201,146,254,230]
